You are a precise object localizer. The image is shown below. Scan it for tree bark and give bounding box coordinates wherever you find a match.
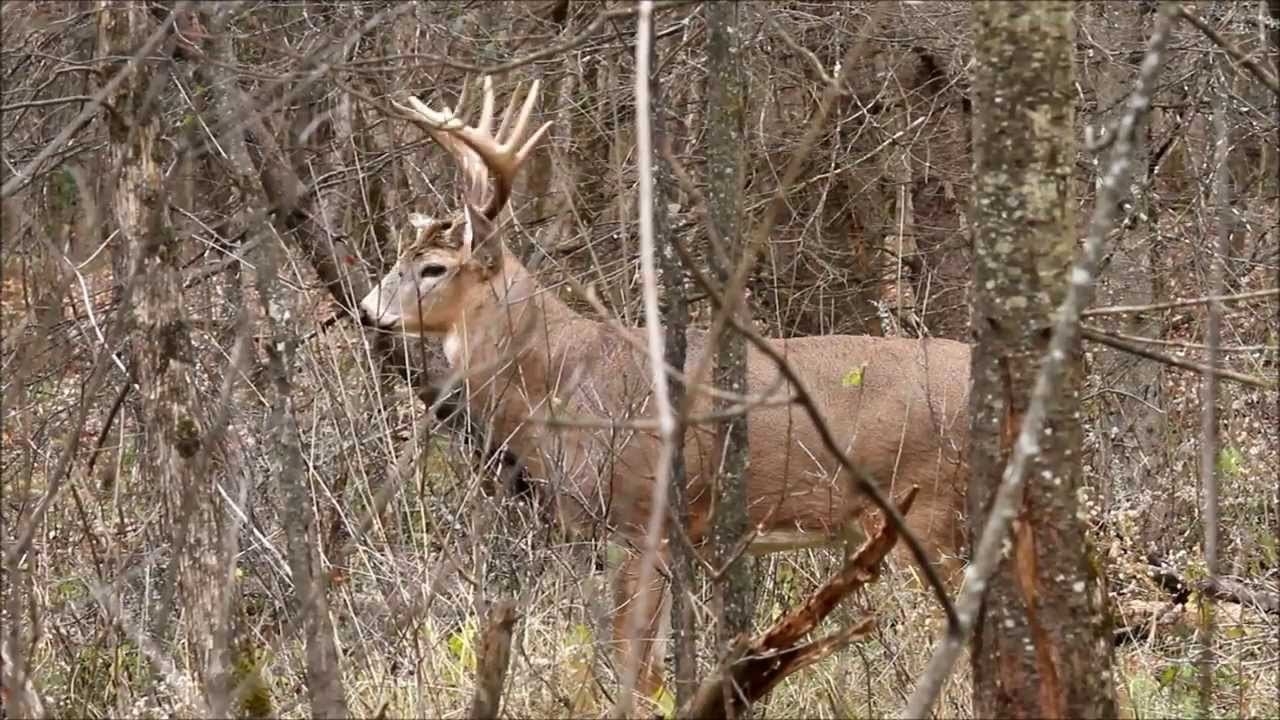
[968,2,1117,717]
[96,1,232,713]
[653,16,699,705]
[704,2,753,712]
[254,212,351,720]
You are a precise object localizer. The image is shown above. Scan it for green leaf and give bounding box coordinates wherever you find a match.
[652,684,675,719]
[841,365,866,388]
[447,620,478,672]
[569,623,593,646]
[1216,446,1243,477]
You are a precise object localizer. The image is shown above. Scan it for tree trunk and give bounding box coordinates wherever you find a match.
[96,1,232,713]
[653,16,699,706]
[968,2,1117,717]
[704,2,753,711]
[254,216,351,720]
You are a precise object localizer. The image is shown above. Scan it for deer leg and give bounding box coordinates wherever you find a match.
[894,474,967,590]
[612,548,671,707]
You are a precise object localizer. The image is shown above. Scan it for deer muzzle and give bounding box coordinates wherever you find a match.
[358,281,403,330]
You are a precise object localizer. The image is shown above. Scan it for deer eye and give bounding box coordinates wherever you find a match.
[419,264,447,279]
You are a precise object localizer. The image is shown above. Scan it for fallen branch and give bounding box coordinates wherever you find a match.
[678,488,917,720]
[1114,583,1279,646]
[1080,326,1276,354]
[1145,560,1280,615]
[1199,578,1279,615]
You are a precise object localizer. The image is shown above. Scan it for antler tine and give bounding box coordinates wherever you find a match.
[394,76,552,219]
[394,83,491,208]
[477,76,496,136]
[474,78,551,217]
[493,80,523,142]
[496,79,541,151]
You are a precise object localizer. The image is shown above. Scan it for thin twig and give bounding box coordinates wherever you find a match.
[902,6,1180,717]
[1177,5,1280,96]
[1082,287,1278,316]
[613,3,674,716]
[764,12,833,85]
[1082,327,1276,390]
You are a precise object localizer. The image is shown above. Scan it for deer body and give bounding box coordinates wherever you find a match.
[442,250,969,559]
[359,77,970,705]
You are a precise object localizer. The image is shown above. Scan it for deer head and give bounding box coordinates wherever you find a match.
[359,77,551,335]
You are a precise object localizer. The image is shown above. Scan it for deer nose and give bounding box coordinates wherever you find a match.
[358,289,389,328]
[358,299,391,329]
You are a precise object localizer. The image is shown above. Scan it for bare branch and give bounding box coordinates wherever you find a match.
[1177,5,1280,96]
[1081,327,1276,390]
[1082,287,1278,317]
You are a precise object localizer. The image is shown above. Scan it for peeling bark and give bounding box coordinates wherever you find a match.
[968,2,1117,717]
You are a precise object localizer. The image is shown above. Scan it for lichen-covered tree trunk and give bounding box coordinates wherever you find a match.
[652,20,699,706]
[96,1,231,713]
[968,2,1117,717]
[704,0,753,682]
[255,231,350,719]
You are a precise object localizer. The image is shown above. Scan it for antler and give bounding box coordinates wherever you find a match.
[393,76,552,220]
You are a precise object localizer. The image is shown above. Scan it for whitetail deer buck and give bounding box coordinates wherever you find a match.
[360,77,971,705]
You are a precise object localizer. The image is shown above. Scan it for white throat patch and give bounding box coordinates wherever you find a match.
[442,328,463,366]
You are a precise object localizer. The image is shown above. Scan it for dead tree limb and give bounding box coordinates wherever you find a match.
[678,488,918,720]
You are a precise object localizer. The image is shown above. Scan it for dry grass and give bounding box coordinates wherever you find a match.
[16,419,1276,718]
[4,214,1278,718]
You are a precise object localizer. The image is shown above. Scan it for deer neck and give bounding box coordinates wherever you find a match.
[446,251,580,385]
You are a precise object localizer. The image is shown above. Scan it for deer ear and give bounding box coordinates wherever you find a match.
[461,203,501,269]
